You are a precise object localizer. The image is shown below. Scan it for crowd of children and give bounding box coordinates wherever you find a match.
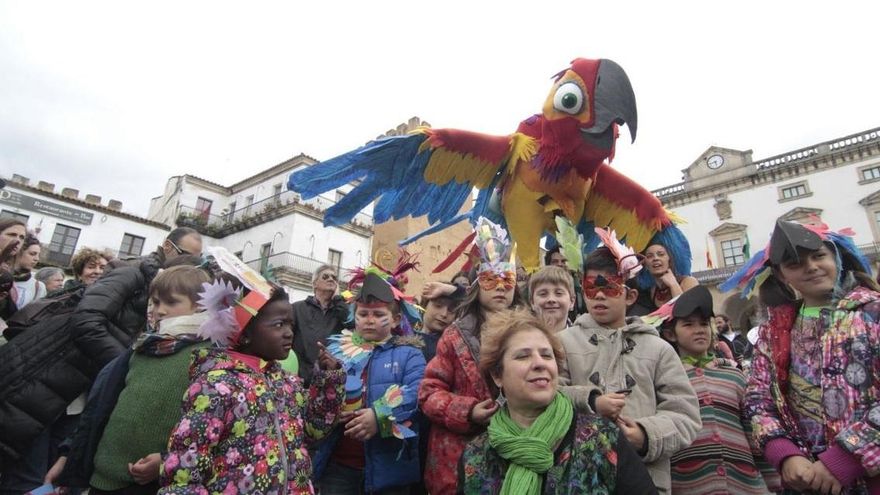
[3,214,879,494]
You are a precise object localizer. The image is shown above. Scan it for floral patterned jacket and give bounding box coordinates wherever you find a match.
[158,347,345,495]
[745,287,880,487]
[458,412,658,494]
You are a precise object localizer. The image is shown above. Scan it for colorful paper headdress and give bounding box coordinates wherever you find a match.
[348,248,419,293]
[475,217,516,280]
[343,253,422,335]
[720,217,871,299]
[595,226,643,280]
[197,246,274,346]
[642,285,714,328]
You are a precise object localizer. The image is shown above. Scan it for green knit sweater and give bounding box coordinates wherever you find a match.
[90,341,210,489]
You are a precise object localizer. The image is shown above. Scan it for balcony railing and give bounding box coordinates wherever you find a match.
[243,251,353,287]
[176,190,373,238]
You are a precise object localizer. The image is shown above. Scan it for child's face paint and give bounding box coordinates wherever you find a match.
[355,303,400,341]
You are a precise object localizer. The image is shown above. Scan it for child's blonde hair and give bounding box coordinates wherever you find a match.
[150,265,212,305]
[527,266,574,302]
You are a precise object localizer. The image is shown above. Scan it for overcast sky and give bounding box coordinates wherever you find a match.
[2,1,879,217]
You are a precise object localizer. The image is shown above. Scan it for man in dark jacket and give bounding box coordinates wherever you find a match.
[292,264,349,384]
[70,227,203,368]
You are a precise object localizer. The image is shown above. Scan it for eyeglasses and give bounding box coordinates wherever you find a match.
[477,271,516,291]
[320,273,338,281]
[168,239,194,256]
[582,274,626,299]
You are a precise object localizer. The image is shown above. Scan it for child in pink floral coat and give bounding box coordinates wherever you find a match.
[159,249,344,494]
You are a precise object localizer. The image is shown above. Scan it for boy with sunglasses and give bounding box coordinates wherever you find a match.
[559,246,701,494]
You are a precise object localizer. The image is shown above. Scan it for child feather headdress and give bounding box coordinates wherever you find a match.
[475,217,516,280]
[197,246,274,346]
[342,251,422,336]
[595,226,643,279]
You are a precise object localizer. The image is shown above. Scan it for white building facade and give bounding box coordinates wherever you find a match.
[0,176,170,265]
[653,126,880,326]
[147,153,374,301]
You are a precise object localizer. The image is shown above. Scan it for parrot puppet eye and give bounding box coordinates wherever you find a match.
[552,82,584,115]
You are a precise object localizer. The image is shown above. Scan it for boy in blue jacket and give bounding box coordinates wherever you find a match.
[313,272,426,494]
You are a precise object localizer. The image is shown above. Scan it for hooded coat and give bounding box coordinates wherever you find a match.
[558,314,701,493]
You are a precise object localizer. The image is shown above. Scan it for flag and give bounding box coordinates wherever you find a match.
[742,233,751,260]
[706,239,715,269]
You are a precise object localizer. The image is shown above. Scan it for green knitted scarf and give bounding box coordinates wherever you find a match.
[488,392,574,495]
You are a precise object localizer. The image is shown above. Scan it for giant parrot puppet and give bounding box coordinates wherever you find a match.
[288,58,690,272]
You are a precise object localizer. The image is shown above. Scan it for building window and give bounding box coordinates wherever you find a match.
[861,165,880,182]
[226,201,236,221]
[778,180,812,202]
[195,197,213,220]
[720,238,745,267]
[245,195,254,215]
[0,210,29,224]
[273,183,283,196]
[328,249,342,271]
[260,242,272,274]
[119,233,145,257]
[48,224,81,266]
[875,210,880,231]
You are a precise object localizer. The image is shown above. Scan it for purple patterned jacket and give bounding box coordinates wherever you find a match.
[745,287,880,491]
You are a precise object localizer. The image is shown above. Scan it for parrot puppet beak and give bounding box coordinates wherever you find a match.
[580,59,638,148]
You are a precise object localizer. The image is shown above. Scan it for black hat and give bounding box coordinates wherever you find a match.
[356,272,395,303]
[672,285,714,319]
[768,220,823,265]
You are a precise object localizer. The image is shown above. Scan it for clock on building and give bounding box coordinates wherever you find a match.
[706,154,725,170]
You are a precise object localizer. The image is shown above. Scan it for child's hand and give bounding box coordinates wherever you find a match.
[422,282,456,300]
[45,455,67,484]
[616,416,646,452]
[469,399,499,425]
[344,408,378,441]
[595,393,627,420]
[780,456,813,491]
[316,342,341,370]
[806,460,843,495]
[128,452,162,484]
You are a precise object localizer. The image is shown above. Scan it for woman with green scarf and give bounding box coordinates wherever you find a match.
[458,308,657,494]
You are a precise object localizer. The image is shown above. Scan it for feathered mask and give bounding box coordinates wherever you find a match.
[475,217,516,290]
[720,216,870,299]
[595,227,643,280]
[197,246,274,346]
